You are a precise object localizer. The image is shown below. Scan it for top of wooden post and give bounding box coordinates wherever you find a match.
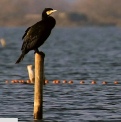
[35,51,45,58]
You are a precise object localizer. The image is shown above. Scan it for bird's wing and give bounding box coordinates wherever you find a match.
[21,21,51,51]
[22,27,31,40]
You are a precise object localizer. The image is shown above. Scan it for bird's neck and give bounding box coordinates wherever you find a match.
[42,13,48,19]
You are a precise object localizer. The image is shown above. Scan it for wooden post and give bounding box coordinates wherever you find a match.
[34,52,45,120]
[27,65,35,83]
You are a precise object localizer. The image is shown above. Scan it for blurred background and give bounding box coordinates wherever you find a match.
[1,0,121,27]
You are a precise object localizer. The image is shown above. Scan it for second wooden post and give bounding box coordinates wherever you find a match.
[34,52,45,120]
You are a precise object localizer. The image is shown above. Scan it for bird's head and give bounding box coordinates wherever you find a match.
[42,8,57,18]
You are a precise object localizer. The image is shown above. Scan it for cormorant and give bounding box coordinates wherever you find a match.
[16,8,57,63]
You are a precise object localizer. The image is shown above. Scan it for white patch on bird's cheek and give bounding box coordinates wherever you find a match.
[46,11,51,15]
[46,10,57,15]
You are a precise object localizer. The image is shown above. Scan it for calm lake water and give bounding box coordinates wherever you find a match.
[0,27,121,122]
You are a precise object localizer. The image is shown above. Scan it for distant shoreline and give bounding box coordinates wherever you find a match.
[0,12,121,27]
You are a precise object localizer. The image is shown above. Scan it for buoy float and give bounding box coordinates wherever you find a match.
[19,80,22,83]
[14,80,19,83]
[114,81,118,84]
[26,80,31,84]
[21,80,25,83]
[5,80,9,83]
[55,80,60,84]
[102,81,107,84]
[91,80,96,84]
[11,80,14,83]
[62,80,67,83]
[53,80,56,84]
[80,80,85,84]
[45,80,49,84]
[52,80,60,84]
[68,80,73,84]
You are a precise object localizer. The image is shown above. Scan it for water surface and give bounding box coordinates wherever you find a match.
[0,27,121,122]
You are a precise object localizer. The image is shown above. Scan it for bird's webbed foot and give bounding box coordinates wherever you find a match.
[34,49,40,54]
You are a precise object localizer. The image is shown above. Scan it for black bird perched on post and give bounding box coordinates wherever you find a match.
[16,8,57,63]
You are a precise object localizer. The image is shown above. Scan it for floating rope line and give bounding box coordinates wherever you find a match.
[5,80,120,85]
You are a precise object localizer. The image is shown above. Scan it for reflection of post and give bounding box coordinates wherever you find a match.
[27,65,35,83]
[34,52,45,120]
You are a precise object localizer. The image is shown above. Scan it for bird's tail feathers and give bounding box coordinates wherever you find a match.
[15,53,25,64]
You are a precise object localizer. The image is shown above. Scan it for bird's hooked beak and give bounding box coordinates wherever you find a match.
[46,10,57,15]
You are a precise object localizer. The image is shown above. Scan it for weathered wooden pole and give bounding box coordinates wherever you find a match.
[34,52,45,120]
[27,65,35,83]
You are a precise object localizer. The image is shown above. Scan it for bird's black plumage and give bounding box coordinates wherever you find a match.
[16,8,56,63]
